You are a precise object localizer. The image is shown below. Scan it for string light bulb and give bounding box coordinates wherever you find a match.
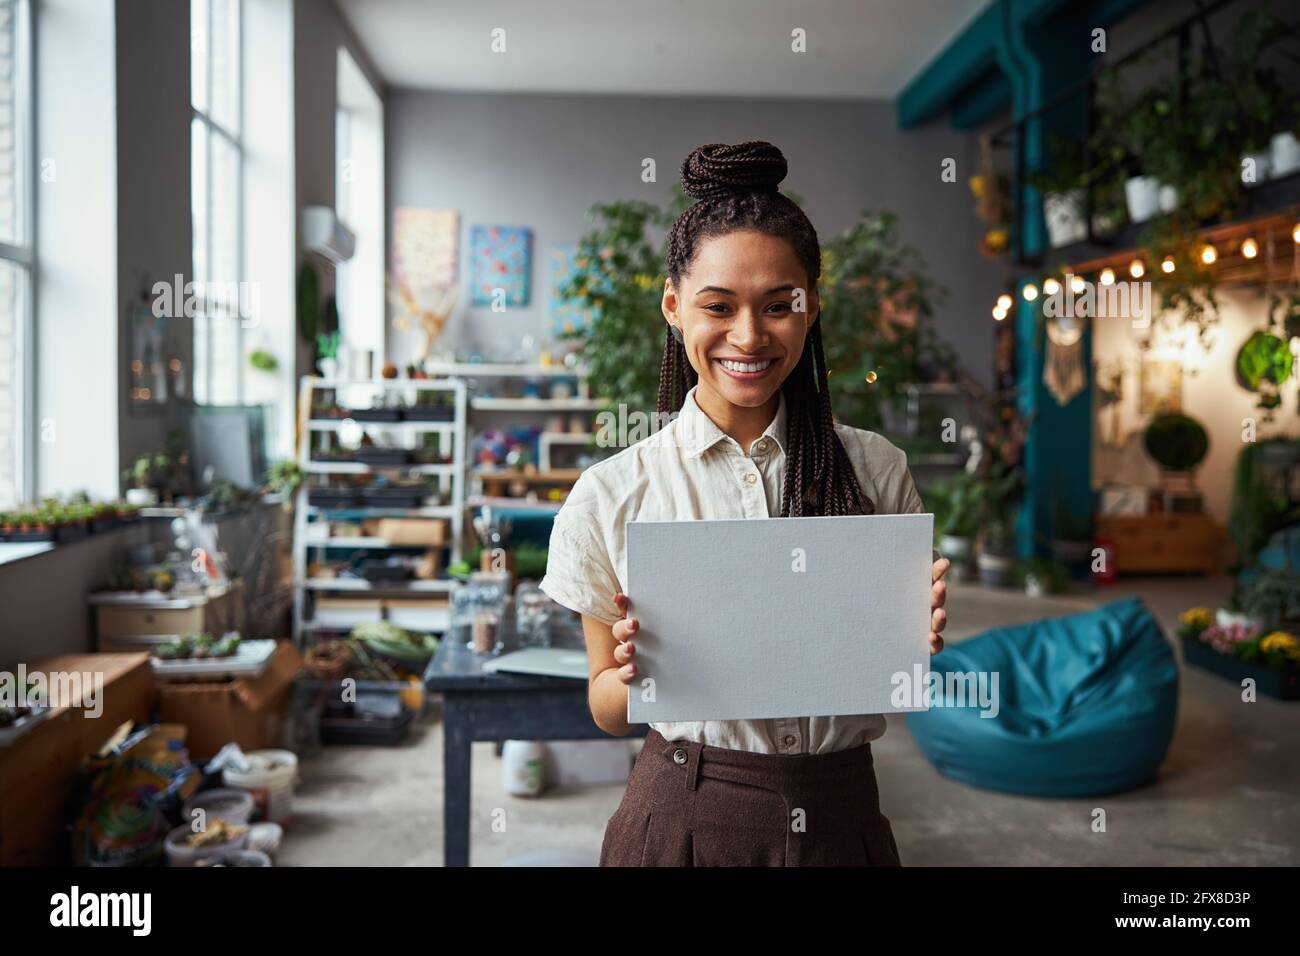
[1070,275,1086,294]
[1129,259,1145,278]
[992,304,1006,320]
[1043,277,1061,296]
[1292,222,1300,244]
[996,293,1013,311]
[1100,268,1116,286]
[1200,243,1217,265]
[1241,237,1258,259]
[1023,283,1039,302]
[1161,256,1176,274]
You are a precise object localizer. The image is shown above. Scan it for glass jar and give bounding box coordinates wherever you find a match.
[515,584,554,648]
[456,571,509,655]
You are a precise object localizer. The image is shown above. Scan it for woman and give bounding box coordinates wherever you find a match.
[539,141,950,867]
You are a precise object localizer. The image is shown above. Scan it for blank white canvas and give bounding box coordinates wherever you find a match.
[626,513,933,723]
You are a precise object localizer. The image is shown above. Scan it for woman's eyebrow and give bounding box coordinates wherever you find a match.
[694,284,797,297]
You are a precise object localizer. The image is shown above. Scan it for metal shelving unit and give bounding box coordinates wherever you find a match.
[291,376,467,644]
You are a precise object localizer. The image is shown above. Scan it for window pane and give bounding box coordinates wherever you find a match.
[209,0,239,132]
[207,312,240,405]
[0,0,29,247]
[209,129,238,296]
[191,0,208,113]
[0,258,26,507]
[191,118,207,285]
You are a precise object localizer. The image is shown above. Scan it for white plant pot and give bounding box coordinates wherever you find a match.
[125,488,157,507]
[1240,149,1272,187]
[1215,608,1261,630]
[1157,183,1178,213]
[1125,175,1160,223]
[1269,131,1300,178]
[1044,189,1088,248]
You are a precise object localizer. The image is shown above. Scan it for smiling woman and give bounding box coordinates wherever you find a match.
[538,140,950,868]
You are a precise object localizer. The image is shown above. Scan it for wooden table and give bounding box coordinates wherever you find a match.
[425,628,645,867]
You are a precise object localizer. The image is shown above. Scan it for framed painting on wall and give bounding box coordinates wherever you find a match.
[548,244,597,337]
[470,225,532,308]
[1139,356,1182,414]
[392,208,459,294]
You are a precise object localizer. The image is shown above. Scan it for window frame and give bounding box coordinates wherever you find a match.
[0,0,36,506]
[191,0,246,406]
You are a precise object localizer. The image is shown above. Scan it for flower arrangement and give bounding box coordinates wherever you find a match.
[1178,605,1299,674]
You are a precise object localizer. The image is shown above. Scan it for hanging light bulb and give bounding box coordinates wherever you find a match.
[1161,256,1176,274]
[1023,283,1039,302]
[993,306,1007,321]
[1293,221,1300,244]
[1099,267,1116,286]
[1200,243,1217,265]
[1129,258,1145,278]
[1241,237,1258,259]
[1070,275,1086,294]
[996,293,1013,311]
[1043,277,1061,296]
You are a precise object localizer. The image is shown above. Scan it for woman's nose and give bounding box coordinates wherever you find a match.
[728,309,766,350]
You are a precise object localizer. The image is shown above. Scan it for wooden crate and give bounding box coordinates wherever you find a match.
[1096,514,1221,574]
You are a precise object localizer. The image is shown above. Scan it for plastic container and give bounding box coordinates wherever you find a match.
[181,788,256,827]
[164,824,250,867]
[222,750,298,824]
[503,740,546,796]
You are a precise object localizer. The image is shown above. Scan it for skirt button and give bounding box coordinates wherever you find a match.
[673,748,688,765]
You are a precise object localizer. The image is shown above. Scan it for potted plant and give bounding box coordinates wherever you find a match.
[1178,600,1300,700]
[1143,412,1209,510]
[927,472,981,582]
[122,453,169,506]
[1050,499,1094,580]
[1016,557,1069,597]
[973,465,1021,588]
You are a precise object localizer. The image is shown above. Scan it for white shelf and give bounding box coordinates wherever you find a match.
[424,362,587,378]
[303,461,457,476]
[311,377,461,390]
[302,577,458,592]
[308,419,457,433]
[305,505,456,518]
[470,397,605,412]
[467,495,563,514]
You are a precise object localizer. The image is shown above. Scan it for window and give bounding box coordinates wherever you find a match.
[0,0,32,508]
[335,47,384,363]
[191,0,244,405]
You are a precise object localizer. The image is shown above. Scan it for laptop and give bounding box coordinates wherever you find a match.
[482,647,590,681]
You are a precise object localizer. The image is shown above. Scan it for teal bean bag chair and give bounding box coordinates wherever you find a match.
[906,597,1178,797]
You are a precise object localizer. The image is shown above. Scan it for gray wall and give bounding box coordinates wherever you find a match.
[385,90,1002,387]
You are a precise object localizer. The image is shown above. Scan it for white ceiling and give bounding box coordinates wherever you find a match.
[336,0,987,100]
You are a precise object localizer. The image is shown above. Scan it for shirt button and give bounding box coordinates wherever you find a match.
[745,472,758,485]
[673,749,688,766]
[783,735,796,747]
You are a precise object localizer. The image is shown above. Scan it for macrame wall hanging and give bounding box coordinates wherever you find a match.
[1044,312,1087,405]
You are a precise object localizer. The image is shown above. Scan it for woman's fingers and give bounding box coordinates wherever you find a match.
[613,640,636,665]
[931,578,947,609]
[611,615,638,642]
[928,631,945,655]
[932,557,951,583]
[932,607,947,634]
[614,592,629,615]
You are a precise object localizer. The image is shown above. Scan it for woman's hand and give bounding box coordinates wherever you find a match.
[929,557,950,655]
[611,592,639,684]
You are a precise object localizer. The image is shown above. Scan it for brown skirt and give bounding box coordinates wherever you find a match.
[600,728,902,867]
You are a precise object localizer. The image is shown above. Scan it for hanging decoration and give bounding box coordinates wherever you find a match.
[1043,311,1086,405]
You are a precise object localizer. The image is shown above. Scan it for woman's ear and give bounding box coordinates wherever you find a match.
[806,287,820,327]
[661,279,679,326]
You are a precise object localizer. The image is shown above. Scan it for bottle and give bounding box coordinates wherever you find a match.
[502,740,546,796]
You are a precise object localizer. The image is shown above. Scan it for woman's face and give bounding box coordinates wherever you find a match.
[663,229,817,411]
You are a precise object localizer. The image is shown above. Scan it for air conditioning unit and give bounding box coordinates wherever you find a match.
[301,205,356,264]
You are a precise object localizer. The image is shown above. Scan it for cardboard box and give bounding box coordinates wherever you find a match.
[0,652,154,866]
[376,517,446,547]
[156,641,302,760]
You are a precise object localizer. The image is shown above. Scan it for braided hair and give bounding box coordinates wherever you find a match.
[661,141,874,517]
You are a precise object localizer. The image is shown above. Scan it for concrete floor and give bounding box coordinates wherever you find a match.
[278,576,1300,866]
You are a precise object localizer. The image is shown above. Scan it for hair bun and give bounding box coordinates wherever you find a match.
[679,141,788,201]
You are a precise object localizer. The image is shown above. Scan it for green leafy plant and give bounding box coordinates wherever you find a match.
[265,459,303,498]
[1142,413,1208,472]
[562,193,955,427]
[1015,557,1070,594]
[248,349,278,372]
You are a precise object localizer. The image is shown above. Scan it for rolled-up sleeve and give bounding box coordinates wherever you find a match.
[539,474,622,625]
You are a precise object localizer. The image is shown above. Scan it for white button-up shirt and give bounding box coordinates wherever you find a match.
[539,385,926,755]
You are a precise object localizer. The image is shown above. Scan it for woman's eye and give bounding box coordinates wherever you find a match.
[766,302,793,314]
[703,303,730,314]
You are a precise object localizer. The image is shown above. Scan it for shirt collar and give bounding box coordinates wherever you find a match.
[677,385,787,460]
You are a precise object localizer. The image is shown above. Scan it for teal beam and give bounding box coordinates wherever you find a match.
[951,69,1012,129]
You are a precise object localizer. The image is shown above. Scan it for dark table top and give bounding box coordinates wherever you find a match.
[425,622,589,692]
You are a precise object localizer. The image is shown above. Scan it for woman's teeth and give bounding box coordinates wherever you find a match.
[718,358,773,373]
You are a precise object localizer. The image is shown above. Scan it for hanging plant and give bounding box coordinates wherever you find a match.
[1143,412,1209,473]
[297,263,320,344]
[1236,330,1294,415]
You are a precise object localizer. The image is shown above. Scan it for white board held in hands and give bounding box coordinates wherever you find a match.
[625,513,934,723]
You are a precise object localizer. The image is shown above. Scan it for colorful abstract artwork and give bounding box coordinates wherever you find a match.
[470,225,532,307]
[548,244,597,337]
[392,208,459,293]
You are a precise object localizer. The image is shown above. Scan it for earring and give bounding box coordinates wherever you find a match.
[670,324,684,344]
